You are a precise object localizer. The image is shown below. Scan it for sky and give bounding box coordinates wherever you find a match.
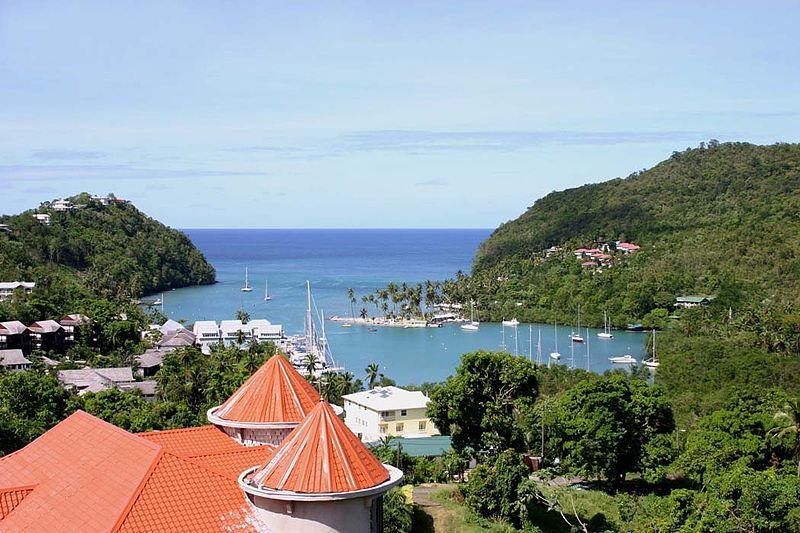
[1,1,799,228]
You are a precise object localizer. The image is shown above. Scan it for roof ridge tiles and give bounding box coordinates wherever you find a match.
[248,401,390,494]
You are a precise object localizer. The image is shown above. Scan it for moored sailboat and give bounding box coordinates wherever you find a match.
[241,267,253,292]
[643,329,660,368]
[597,310,613,338]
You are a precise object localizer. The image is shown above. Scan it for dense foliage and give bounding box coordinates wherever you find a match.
[447,142,800,326]
[0,192,215,303]
[428,350,538,451]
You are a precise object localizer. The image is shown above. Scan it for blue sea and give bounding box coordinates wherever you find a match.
[155,229,646,385]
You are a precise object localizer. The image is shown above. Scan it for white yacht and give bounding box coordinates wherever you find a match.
[608,354,637,364]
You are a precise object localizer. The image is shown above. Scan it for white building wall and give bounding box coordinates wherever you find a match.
[246,494,382,533]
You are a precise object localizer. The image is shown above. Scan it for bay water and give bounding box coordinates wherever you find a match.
[156,229,646,385]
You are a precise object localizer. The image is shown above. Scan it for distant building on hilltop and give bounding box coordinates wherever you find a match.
[0,282,35,302]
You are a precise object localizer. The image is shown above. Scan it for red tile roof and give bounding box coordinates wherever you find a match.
[190,447,271,479]
[0,486,34,520]
[0,411,261,532]
[249,401,390,494]
[139,425,244,458]
[214,354,320,425]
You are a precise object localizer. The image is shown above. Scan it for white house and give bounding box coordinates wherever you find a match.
[32,213,51,225]
[248,319,284,342]
[193,320,221,346]
[220,320,250,345]
[0,282,35,302]
[51,199,75,212]
[343,386,440,442]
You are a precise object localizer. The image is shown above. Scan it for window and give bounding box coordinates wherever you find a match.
[395,423,404,433]
[400,409,407,416]
[380,424,388,434]
[381,411,391,417]
[418,421,427,431]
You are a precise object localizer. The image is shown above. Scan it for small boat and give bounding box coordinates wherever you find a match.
[241,267,253,292]
[550,321,561,360]
[597,310,613,338]
[502,318,520,327]
[264,279,272,301]
[609,354,637,364]
[367,327,378,332]
[643,329,660,368]
[341,323,352,328]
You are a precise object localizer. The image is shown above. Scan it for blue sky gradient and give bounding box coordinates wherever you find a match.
[1,1,798,227]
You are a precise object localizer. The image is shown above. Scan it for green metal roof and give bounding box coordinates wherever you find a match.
[368,435,452,457]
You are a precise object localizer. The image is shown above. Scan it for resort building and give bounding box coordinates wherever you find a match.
[343,385,440,442]
[0,348,32,372]
[193,320,222,346]
[159,318,187,335]
[51,199,75,212]
[248,319,284,342]
[158,329,196,349]
[0,321,28,350]
[32,213,51,225]
[27,320,64,351]
[220,319,250,345]
[207,354,321,446]
[0,281,35,302]
[2,354,402,532]
[675,295,715,308]
[59,313,90,344]
[57,366,137,395]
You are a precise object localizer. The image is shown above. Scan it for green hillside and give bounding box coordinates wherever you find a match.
[464,142,800,327]
[0,192,215,302]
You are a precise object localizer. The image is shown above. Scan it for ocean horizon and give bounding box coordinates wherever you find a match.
[154,228,646,385]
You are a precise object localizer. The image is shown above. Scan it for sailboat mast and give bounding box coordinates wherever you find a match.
[537,327,542,365]
[529,325,532,362]
[306,281,313,350]
[586,327,590,371]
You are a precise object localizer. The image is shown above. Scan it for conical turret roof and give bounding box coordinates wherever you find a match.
[248,401,390,494]
[213,354,320,425]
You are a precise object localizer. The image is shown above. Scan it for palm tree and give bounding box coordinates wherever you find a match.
[234,329,247,350]
[347,288,356,321]
[769,398,800,476]
[365,362,380,389]
[304,352,320,380]
[360,307,368,319]
[235,308,250,323]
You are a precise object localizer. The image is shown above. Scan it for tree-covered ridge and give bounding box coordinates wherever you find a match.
[0,192,216,299]
[461,142,800,326]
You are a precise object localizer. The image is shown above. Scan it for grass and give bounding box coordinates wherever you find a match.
[411,485,517,533]
[411,482,624,533]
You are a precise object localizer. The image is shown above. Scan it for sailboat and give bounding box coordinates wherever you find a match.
[570,305,584,342]
[643,329,660,368]
[263,279,272,301]
[241,267,253,292]
[461,302,479,331]
[502,318,520,327]
[549,321,561,360]
[597,310,613,338]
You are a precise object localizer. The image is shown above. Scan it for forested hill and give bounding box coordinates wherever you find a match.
[467,142,800,324]
[0,193,215,300]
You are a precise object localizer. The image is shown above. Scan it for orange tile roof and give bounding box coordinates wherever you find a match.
[0,411,261,532]
[139,425,244,458]
[214,354,320,424]
[0,486,34,520]
[189,447,272,479]
[250,401,390,494]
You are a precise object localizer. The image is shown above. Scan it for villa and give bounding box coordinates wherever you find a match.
[0,349,32,372]
[343,385,440,442]
[2,354,402,531]
[0,282,35,302]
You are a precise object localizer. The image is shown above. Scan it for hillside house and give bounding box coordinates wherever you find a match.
[616,241,641,253]
[0,281,35,302]
[0,349,32,372]
[59,314,90,344]
[32,213,51,225]
[675,295,715,308]
[0,321,28,350]
[27,320,64,351]
[343,386,440,443]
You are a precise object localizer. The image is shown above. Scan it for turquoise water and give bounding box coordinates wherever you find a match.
[154,229,646,385]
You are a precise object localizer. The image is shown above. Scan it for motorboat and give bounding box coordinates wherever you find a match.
[502,318,520,327]
[608,354,637,364]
